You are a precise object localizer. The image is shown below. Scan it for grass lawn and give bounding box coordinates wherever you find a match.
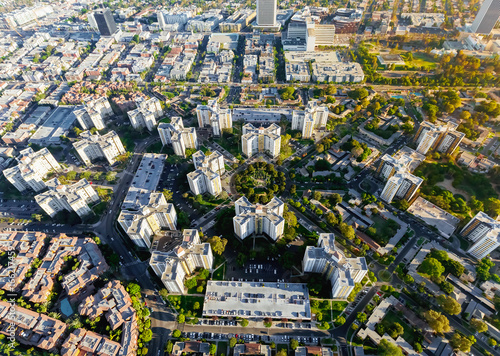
[371,215,400,245]
[216,341,228,356]
[167,295,204,317]
[410,52,437,69]
[212,263,225,280]
[311,299,333,322]
[378,270,392,283]
[331,301,348,320]
[380,310,416,344]
[417,237,426,246]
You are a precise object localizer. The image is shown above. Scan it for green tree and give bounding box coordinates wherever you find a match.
[172,329,181,338]
[423,310,450,334]
[339,222,355,240]
[388,322,404,339]
[177,314,185,323]
[378,339,403,356]
[193,302,200,310]
[276,350,287,356]
[335,316,346,326]
[229,337,237,348]
[437,295,461,315]
[476,257,494,281]
[357,312,367,324]
[470,318,488,333]
[208,236,228,255]
[450,333,474,353]
[419,257,445,278]
[326,212,338,225]
[209,344,217,355]
[240,318,248,327]
[290,339,299,350]
[162,189,173,201]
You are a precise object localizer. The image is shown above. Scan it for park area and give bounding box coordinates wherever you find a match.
[365,215,400,246]
[377,310,416,345]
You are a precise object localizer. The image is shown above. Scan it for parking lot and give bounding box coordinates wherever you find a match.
[225,258,289,283]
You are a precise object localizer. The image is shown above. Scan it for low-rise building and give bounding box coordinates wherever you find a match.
[171,341,211,356]
[158,117,198,157]
[234,343,271,356]
[3,147,61,192]
[303,233,368,299]
[150,229,213,294]
[74,97,113,130]
[127,97,163,131]
[233,196,285,241]
[242,123,281,158]
[74,130,126,166]
[61,329,121,356]
[35,178,100,219]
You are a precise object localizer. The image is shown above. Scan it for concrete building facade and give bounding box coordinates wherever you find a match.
[303,233,368,299]
[3,147,61,192]
[74,97,113,130]
[158,117,198,157]
[292,101,329,139]
[233,196,285,241]
[413,121,465,155]
[127,97,163,131]
[73,130,126,166]
[461,211,500,259]
[196,99,232,136]
[35,178,100,219]
[150,230,213,294]
[241,123,281,158]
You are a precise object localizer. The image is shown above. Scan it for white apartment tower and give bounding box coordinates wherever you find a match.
[35,178,100,219]
[461,211,500,259]
[118,192,177,248]
[74,97,113,130]
[303,233,368,299]
[233,196,285,241]
[150,230,213,294]
[73,130,126,166]
[414,121,465,156]
[292,101,329,139]
[3,147,62,192]
[196,100,232,136]
[187,150,225,197]
[127,97,163,131]
[470,0,500,34]
[257,0,277,27]
[158,117,198,157]
[241,123,281,158]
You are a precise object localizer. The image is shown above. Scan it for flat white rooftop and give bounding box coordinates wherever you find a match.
[203,281,311,320]
[408,196,460,238]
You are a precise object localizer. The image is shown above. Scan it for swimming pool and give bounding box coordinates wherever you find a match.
[60,298,73,317]
[391,95,405,99]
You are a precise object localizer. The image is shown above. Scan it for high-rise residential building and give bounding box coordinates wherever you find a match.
[196,100,232,136]
[150,230,213,294]
[158,117,198,157]
[413,121,465,156]
[35,178,100,219]
[187,168,222,197]
[187,150,225,196]
[118,154,177,248]
[127,97,163,131]
[233,196,285,241]
[303,233,368,299]
[74,97,113,131]
[90,8,117,36]
[292,101,329,139]
[3,147,61,192]
[241,123,281,158]
[380,173,422,203]
[376,152,423,203]
[461,211,500,259]
[73,130,126,166]
[193,150,225,176]
[471,0,500,34]
[256,0,278,28]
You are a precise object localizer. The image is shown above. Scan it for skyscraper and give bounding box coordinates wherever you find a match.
[471,0,500,34]
[256,0,277,27]
[92,8,117,36]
